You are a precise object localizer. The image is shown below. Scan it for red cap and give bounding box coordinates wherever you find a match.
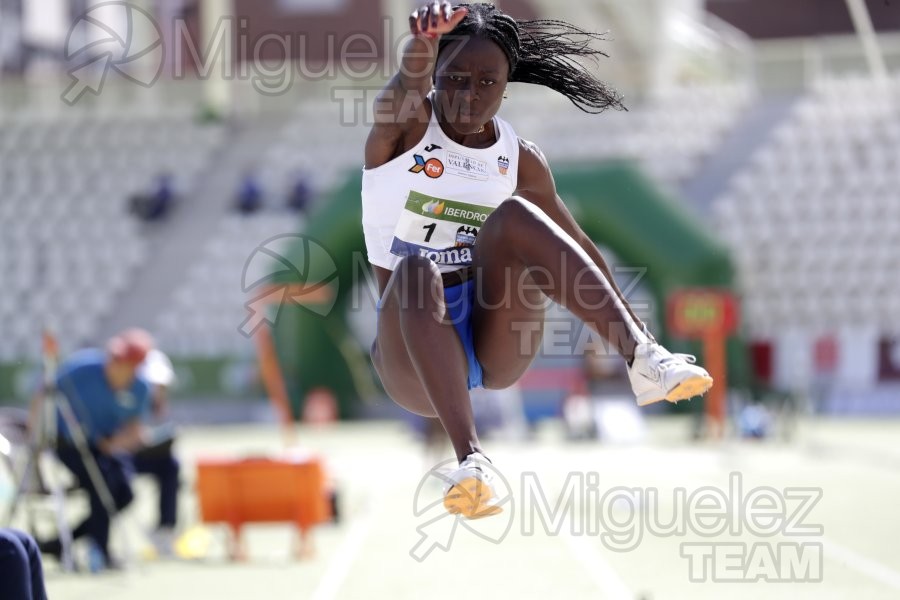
[107,328,154,365]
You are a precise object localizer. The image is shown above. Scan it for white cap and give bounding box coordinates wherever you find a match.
[138,349,175,387]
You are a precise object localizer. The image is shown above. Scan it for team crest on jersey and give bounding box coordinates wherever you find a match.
[497,155,510,175]
[409,154,444,178]
[455,225,478,247]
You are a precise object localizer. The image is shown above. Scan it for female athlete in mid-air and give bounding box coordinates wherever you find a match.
[361,2,712,517]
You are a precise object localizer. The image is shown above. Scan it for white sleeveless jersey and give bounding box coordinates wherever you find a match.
[361,105,520,273]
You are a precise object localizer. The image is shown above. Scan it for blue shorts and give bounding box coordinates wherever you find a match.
[376,277,484,390]
[443,278,484,390]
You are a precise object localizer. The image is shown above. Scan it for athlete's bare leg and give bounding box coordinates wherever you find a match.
[371,255,483,462]
[472,197,642,386]
[370,198,646,462]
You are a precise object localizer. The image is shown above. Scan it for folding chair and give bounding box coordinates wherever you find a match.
[0,407,76,571]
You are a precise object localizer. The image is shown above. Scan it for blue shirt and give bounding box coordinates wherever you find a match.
[54,349,150,444]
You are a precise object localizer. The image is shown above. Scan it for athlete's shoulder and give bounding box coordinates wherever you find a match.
[517,138,553,174]
[364,94,433,170]
[516,138,555,196]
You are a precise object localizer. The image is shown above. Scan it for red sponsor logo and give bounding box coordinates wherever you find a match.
[424,158,444,178]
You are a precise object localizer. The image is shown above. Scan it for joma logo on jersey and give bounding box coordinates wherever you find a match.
[409,154,444,178]
[418,246,473,265]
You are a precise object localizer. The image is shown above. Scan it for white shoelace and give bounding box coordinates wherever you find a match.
[653,347,697,371]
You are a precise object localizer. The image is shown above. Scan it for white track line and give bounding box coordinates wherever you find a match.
[310,493,382,600]
[824,538,900,591]
[562,531,633,600]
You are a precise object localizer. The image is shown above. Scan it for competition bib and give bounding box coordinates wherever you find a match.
[390,190,494,266]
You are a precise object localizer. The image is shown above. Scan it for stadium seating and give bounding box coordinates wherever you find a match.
[0,84,752,362]
[501,83,754,190]
[713,75,900,345]
[153,212,307,358]
[0,114,224,360]
[251,83,752,202]
[256,100,370,205]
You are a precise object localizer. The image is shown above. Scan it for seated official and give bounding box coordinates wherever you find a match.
[34,329,176,570]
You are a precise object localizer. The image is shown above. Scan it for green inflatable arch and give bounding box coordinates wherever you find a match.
[275,160,747,418]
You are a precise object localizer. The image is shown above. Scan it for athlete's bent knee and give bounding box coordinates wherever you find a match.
[481,371,521,391]
[482,196,542,244]
[391,255,443,311]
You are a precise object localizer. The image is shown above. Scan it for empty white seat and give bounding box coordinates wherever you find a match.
[711,75,900,348]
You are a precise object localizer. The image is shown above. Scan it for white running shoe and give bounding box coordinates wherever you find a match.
[442,453,503,519]
[627,342,714,406]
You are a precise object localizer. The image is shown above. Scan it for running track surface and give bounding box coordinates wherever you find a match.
[20,416,900,600]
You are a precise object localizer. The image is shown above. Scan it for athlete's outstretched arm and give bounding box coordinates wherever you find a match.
[365,2,467,168]
[515,139,650,337]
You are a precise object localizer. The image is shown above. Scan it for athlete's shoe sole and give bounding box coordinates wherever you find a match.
[636,374,714,407]
[443,476,503,519]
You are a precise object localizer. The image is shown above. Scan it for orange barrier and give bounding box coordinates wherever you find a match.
[196,454,331,560]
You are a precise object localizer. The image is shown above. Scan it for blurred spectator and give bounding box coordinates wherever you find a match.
[32,329,174,570]
[302,387,338,425]
[236,170,263,214]
[562,393,597,441]
[287,170,312,213]
[130,172,175,222]
[148,172,175,220]
[134,349,180,555]
[738,402,772,439]
[0,528,47,600]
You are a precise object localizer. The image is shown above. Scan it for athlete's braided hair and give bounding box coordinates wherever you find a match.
[437,3,625,113]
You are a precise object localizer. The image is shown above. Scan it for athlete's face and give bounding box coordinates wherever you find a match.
[434,36,509,135]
